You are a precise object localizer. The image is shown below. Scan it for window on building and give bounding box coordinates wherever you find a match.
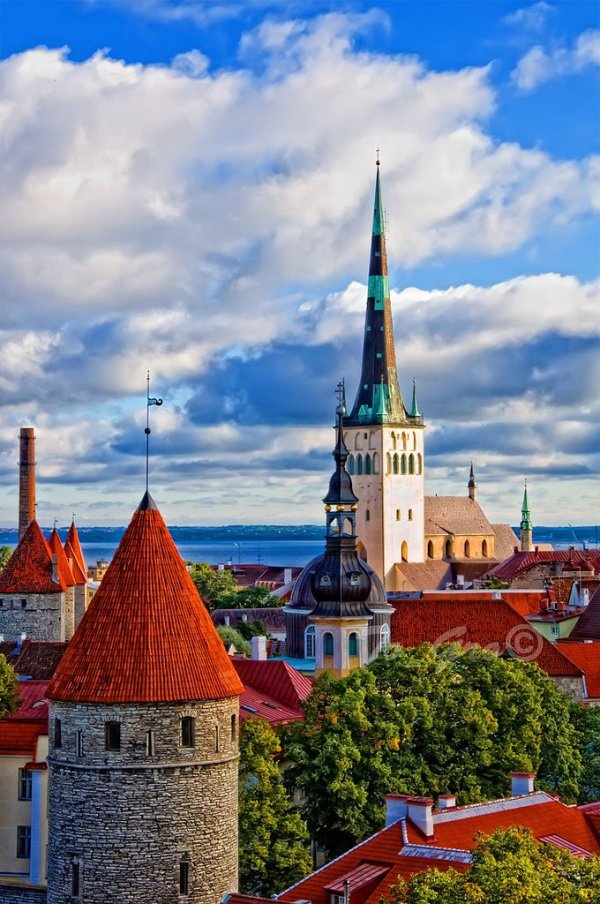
[104,721,121,752]
[180,716,195,748]
[231,714,237,744]
[180,861,190,895]
[323,632,334,657]
[445,539,452,559]
[71,862,80,897]
[427,540,434,559]
[408,454,415,474]
[417,453,423,474]
[365,509,370,522]
[401,541,408,563]
[356,454,363,475]
[401,454,407,475]
[464,540,471,558]
[372,452,379,474]
[215,724,220,753]
[54,717,62,749]
[380,624,390,650]
[393,453,399,475]
[18,768,32,801]
[408,509,413,521]
[396,509,401,521]
[21,598,27,609]
[482,539,488,557]
[304,625,316,659]
[76,730,83,758]
[348,633,358,657]
[364,454,372,475]
[16,825,31,859]
[146,730,155,757]
[347,455,355,475]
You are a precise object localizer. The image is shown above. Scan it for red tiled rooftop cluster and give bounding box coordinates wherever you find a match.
[234,658,312,726]
[0,679,49,758]
[0,520,67,594]
[48,493,244,704]
[487,550,600,582]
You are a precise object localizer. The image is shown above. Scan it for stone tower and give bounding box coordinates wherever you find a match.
[344,160,425,585]
[46,491,244,904]
[18,426,35,540]
[520,481,533,552]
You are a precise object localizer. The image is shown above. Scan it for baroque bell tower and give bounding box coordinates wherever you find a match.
[344,159,425,586]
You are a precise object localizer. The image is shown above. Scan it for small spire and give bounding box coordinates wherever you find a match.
[468,461,476,501]
[323,383,358,507]
[410,378,420,418]
[145,371,163,495]
[520,479,532,531]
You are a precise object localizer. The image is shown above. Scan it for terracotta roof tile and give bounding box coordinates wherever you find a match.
[390,597,582,677]
[0,721,46,757]
[66,521,87,574]
[47,528,75,587]
[64,539,87,585]
[393,561,453,591]
[0,520,66,594]
[48,493,244,704]
[234,658,312,712]
[487,551,600,582]
[491,524,520,560]
[424,497,493,537]
[557,641,600,699]
[569,584,600,641]
[0,639,68,679]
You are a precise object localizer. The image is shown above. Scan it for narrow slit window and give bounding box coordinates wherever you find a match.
[104,721,121,752]
[180,716,195,748]
[71,862,80,897]
[146,730,155,757]
[76,730,83,757]
[215,724,220,753]
[18,768,32,801]
[180,861,190,895]
[231,714,237,744]
[54,717,62,749]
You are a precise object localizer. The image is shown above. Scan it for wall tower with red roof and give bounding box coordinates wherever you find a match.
[46,491,244,904]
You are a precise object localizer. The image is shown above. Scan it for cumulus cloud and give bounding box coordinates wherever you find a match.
[0,14,598,524]
[503,2,554,33]
[512,28,600,91]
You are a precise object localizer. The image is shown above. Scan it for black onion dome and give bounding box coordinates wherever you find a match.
[291,551,388,613]
[310,537,373,618]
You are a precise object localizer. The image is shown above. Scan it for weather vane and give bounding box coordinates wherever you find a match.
[145,371,163,493]
[336,379,346,416]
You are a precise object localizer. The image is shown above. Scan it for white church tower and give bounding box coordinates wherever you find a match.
[344,159,425,586]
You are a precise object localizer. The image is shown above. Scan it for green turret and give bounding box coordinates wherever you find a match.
[520,480,533,551]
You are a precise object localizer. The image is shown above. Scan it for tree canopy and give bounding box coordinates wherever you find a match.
[577,706,600,803]
[0,545,12,571]
[386,827,600,904]
[0,654,19,719]
[284,644,582,856]
[189,562,276,610]
[217,625,251,657]
[239,717,312,895]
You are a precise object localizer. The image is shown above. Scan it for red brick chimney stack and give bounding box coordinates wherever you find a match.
[18,427,36,540]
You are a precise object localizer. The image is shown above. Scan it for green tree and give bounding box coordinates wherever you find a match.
[386,828,600,903]
[0,545,12,571]
[228,584,277,609]
[237,620,270,642]
[189,562,236,610]
[284,644,582,856]
[239,717,312,894]
[216,626,251,657]
[0,655,19,719]
[577,706,600,803]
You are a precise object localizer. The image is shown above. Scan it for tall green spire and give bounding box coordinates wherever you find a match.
[410,378,420,418]
[520,480,532,531]
[347,158,416,427]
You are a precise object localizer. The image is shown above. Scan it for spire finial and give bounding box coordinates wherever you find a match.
[376,147,380,166]
[410,378,421,418]
[53,518,58,530]
[145,371,163,494]
[468,460,476,499]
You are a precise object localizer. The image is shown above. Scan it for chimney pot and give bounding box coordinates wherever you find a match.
[407,796,435,839]
[284,567,292,584]
[511,772,535,796]
[438,793,457,811]
[251,635,267,661]
[384,794,410,827]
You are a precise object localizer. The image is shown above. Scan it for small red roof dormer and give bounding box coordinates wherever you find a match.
[64,539,87,585]
[48,492,244,704]
[48,529,75,587]
[0,520,66,594]
[65,521,86,576]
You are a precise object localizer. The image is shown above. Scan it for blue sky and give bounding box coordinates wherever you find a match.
[0,0,598,527]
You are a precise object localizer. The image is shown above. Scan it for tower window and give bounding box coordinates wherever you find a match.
[464,540,471,558]
[180,716,195,748]
[356,454,363,475]
[393,453,399,474]
[396,509,401,521]
[71,862,80,897]
[54,717,62,749]
[215,724,220,753]
[380,624,390,650]
[76,730,84,757]
[21,598,26,609]
[179,861,190,895]
[304,625,316,659]
[365,453,372,475]
[408,454,415,474]
[18,768,32,801]
[348,455,355,475]
[16,825,31,859]
[365,509,370,522]
[401,541,408,563]
[401,454,407,475]
[427,540,434,559]
[482,539,488,557]
[231,714,237,743]
[104,721,121,752]
[408,509,413,521]
[146,730,155,757]
[319,574,332,587]
[348,633,358,657]
[323,632,334,657]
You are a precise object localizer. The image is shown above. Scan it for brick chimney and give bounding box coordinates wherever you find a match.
[437,793,457,811]
[511,772,535,796]
[18,427,36,540]
[407,796,434,839]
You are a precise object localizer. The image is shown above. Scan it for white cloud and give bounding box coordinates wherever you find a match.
[503,2,553,33]
[512,28,600,91]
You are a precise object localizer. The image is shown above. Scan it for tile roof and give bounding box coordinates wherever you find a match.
[48,493,244,704]
[64,539,87,585]
[393,561,453,591]
[234,658,312,726]
[277,793,600,904]
[0,679,49,758]
[390,597,582,677]
[0,519,66,594]
[0,639,68,679]
[65,520,87,574]
[7,680,49,721]
[486,550,600,582]
[47,528,75,587]
[491,523,520,561]
[569,584,600,641]
[557,641,600,699]
[424,497,494,537]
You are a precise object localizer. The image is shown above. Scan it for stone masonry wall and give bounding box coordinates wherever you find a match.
[47,699,239,904]
[0,593,65,642]
[552,675,584,703]
[0,884,47,904]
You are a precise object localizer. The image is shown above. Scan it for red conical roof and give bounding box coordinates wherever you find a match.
[48,529,75,587]
[0,520,66,594]
[48,492,244,704]
[64,539,87,585]
[65,521,86,575]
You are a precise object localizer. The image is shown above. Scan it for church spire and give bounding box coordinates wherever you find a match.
[468,461,477,501]
[347,158,412,426]
[520,479,533,552]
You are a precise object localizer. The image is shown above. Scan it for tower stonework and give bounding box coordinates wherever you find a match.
[345,162,425,585]
[18,426,36,540]
[47,491,243,904]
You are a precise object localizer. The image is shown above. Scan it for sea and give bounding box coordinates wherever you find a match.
[0,525,597,569]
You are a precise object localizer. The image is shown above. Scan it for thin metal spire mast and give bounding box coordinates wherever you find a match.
[145,371,163,494]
